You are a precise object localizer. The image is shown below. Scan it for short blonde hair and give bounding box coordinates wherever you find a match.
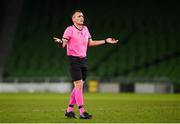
[72,10,83,17]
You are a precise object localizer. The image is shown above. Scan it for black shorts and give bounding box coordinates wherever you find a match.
[68,56,88,82]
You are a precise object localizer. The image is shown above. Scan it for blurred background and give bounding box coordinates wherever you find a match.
[0,0,179,93]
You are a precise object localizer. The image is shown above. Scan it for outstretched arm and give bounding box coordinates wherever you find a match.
[88,38,118,46]
[53,37,67,48]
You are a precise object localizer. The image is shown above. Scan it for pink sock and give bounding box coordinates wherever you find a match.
[66,88,76,112]
[74,87,85,115]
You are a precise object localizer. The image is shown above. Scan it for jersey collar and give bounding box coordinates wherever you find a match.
[73,24,84,31]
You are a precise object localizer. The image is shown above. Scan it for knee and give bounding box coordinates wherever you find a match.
[74,80,83,90]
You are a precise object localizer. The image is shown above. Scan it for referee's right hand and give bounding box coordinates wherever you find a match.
[53,37,63,44]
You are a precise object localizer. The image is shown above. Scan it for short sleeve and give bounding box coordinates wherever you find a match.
[85,26,91,39]
[63,26,72,40]
[88,30,91,39]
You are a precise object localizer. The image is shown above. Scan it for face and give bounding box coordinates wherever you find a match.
[72,12,84,25]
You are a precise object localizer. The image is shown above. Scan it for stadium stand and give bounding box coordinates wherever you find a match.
[2,0,180,84]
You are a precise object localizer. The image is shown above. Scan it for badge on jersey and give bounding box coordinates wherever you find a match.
[85,36,89,42]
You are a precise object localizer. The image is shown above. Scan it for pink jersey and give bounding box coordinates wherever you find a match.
[63,25,91,58]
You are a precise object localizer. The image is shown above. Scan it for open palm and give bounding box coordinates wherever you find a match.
[106,38,118,44]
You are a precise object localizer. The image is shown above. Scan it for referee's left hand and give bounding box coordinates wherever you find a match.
[106,38,118,44]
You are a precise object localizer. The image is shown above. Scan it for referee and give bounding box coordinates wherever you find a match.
[53,10,118,119]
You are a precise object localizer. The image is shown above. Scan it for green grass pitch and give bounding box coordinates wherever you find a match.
[0,93,180,123]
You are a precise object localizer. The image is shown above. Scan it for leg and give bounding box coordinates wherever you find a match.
[66,87,76,112]
[74,80,85,114]
[74,79,92,119]
[65,57,81,118]
[65,87,77,118]
[66,62,81,112]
